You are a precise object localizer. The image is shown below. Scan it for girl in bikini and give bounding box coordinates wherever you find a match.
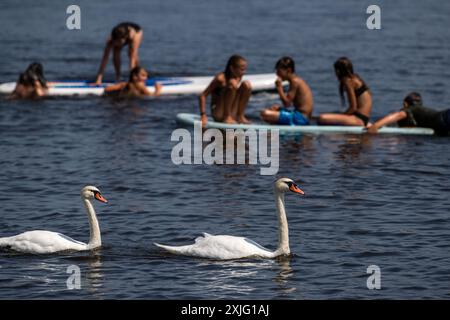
[104,66,161,98]
[199,55,252,126]
[318,57,372,126]
[94,22,143,84]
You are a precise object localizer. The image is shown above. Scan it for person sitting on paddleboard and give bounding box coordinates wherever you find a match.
[94,22,143,84]
[11,62,48,99]
[199,55,252,126]
[366,92,450,135]
[318,57,372,126]
[104,66,161,98]
[260,56,313,125]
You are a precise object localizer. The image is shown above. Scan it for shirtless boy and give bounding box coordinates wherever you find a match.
[260,57,313,125]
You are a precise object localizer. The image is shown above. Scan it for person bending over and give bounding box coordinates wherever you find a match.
[94,22,143,84]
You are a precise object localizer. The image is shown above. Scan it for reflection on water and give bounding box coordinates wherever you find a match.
[85,251,104,297]
[109,100,148,120]
[273,255,296,294]
[188,256,298,298]
[280,135,317,171]
[60,250,105,298]
[334,135,372,164]
[197,259,274,296]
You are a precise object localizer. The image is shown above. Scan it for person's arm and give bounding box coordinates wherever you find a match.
[95,39,113,84]
[276,78,295,107]
[153,82,162,96]
[136,82,161,96]
[366,111,407,134]
[104,82,126,93]
[34,81,46,97]
[198,77,218,127]
[129,31,142,69]
[343,79,357,114]
[134,81,151,96]
[113,47,122,82]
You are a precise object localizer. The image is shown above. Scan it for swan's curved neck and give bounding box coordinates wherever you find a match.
[83,198,101,249]
[274,191,290,255]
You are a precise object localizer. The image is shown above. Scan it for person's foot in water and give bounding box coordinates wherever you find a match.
[223,116,238,124]
[238,116,251,124]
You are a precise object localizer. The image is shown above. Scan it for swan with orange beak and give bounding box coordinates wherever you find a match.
[0,186,108,254]
[155,178,304,259]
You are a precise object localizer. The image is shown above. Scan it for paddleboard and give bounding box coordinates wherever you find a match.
[0,73,281,96]
[176,113,435,135]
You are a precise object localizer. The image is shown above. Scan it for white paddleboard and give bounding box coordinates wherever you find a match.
[176,113,435,135]
[0,73,280,96]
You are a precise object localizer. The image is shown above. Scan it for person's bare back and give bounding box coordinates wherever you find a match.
[291,76,313,118]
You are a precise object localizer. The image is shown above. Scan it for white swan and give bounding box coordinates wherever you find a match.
[0,186,107,254]
[154,178,304,260]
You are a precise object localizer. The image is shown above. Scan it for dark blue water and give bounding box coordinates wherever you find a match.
[0,0,449,299]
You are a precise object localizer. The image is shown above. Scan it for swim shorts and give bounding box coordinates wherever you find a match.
[277,108,309,126]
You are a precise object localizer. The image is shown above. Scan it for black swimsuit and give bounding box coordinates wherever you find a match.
[355,83,369,98]
[113,22,141,44]
[353,111,369,126]
[352,81,370,125]
[115,22,141,33]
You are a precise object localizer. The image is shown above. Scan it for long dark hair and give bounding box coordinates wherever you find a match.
[334,57,354,106]
[129,66,146,82]
[19,62,47,88]
[224,55,246,81]
[334,57,368,107]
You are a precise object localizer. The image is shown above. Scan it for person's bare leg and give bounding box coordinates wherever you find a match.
[211,96,225,122]
[260,108,280,124]
[318,113,364,126]
[212,107,224,122]
[236,81,252,124]
[222,83,238,124]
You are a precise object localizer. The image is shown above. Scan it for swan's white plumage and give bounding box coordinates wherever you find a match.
[0,186,107,254]
[155,233,276,260]
[155,178,304,260]
[0,230,87,254]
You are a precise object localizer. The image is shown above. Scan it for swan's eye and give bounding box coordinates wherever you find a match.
[285,181,293,187]
[92,191,101,198]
